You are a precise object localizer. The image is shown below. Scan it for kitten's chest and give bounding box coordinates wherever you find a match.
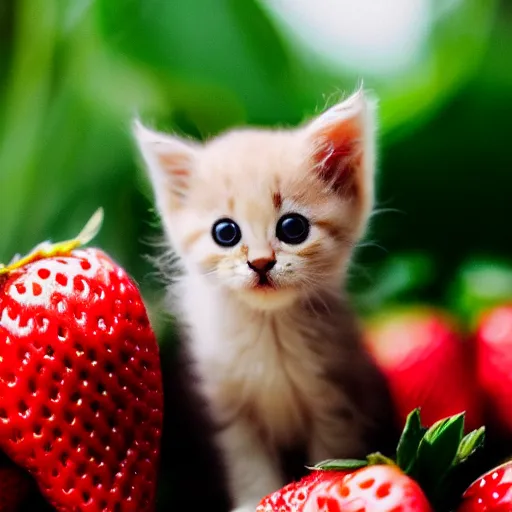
[192,308,330,442]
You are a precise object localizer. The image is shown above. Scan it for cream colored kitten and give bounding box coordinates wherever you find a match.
[135,90,393,512]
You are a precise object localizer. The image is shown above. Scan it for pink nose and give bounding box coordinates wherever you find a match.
[248,258,276,273]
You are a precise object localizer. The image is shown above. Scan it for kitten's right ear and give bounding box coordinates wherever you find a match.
[133,120,198,210]
[302,89,376,236]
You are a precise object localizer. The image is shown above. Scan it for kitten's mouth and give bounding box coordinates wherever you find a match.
[240,276,297,310]
[254,274,275,290]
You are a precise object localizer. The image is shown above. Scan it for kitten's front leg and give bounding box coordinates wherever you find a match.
[217,417,283,512]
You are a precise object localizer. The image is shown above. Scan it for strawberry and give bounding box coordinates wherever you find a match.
[458,461,512,511]
[364,307,482,431]
[257,465,431,512]
[0,210,163,511]
[475,305,512,433]
[257,410,486,512]
[256,470,349,512]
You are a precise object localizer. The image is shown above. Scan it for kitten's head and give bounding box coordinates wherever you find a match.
[135,90,376,311]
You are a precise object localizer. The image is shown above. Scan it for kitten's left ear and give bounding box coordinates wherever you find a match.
[305,89,376,225]
[133,120,198,212]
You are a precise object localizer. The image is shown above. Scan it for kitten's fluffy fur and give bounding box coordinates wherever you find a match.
[135,90,394,511]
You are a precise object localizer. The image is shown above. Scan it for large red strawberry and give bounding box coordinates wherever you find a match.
[0,210,163,511]
[457,461,512,511]
[257,410,485,512]
[364,307,482,431]
[475,305,512,433]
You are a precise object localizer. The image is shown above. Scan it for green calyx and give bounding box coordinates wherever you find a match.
[313,409,485,511]
[397,410,485,503]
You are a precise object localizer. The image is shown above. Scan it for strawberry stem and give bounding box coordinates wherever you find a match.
[75,208,104,246]
[0,208,104,275]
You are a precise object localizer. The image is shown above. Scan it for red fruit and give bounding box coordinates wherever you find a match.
[458,461,512,511]
[475,305,512,432]
[256,470,348,512]
[257,465,432,512]
[0,212,163,511]
[364,307,481,430]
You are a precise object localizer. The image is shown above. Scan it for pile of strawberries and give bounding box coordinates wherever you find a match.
[366,300,512,482]
[364,304,512,439]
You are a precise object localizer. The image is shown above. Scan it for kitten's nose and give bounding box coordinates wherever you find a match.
[248,258,276,274]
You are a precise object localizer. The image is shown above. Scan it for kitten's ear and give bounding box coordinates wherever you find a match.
[305,89,376,222]
[133,120,198,210]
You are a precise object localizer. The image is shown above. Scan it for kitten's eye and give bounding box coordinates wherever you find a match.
[276,214,310,245]
[212,218,242,247]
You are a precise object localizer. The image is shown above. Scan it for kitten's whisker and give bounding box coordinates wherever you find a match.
[303,295,321,320]
[201,268,219,277]
[346,263,375,286]
[355,240,388,252]
[369,206,404,219]
[305,291,331,318]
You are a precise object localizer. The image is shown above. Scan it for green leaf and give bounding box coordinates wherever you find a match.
[455,427,485,464]
[96,0,299,124]
[396,409,427,475]
[313,459,368,471]
[424,413,464,443]
[416,413,465,497]
[429,426,486,512]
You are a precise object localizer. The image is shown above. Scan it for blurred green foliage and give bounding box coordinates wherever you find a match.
[0,0,511,326]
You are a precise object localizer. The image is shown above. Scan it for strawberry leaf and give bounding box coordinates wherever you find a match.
[313,459,368,471]
[415,413,465,500]
[430,426,486,512]
[396,409,427,475]
[454,427,485,464]
[419,413,465,467]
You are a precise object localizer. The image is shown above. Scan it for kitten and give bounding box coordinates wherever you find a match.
[134,90,394,511]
